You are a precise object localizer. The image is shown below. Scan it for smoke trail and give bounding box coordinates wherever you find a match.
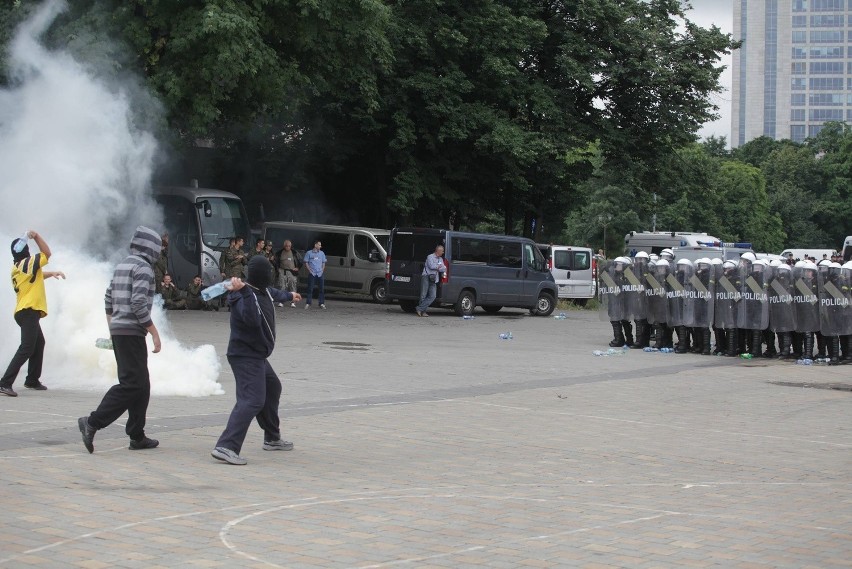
[0,0,223,397]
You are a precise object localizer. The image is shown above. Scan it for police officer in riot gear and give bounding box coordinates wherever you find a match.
[793,261,820,360]
[600,257,633,347]
[646,259,672,349]
[767,261,796,359]
[737,252,769,357]
[710,258,726,354]
[668,258,692,354]
[819,261,851,365]
[628,252,651,349]
[689,258,715,355]
[718,260,742,357]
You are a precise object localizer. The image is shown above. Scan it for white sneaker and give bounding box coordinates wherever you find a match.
[304,304,310,310]
[277,303,284,308]
[263,439,294,451]
[320,304,326,309]
[211,446,247,465]
[290,302,296,308]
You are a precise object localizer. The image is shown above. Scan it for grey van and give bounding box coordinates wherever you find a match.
[386,227,557,316]
[262,222,390,302]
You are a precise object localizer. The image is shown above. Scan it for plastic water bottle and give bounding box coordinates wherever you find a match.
[12,232,28,253]
[660,347,673,353]
[94,338,113,350]
[462,315,475,320]
[796,358,813,366]
[201,280,233,301]
[592,350,604,356]
[553,312,567,320]
[643,347,659,352]
[499,332,513,340]
[740,353,753,360]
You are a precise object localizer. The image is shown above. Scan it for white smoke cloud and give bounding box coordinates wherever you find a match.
[0,0,223,397]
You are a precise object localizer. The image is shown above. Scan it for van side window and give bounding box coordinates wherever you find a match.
[573,251,590,270]
[490,241,522,268]
[454,237,489,263]
[524,243,546,272]
[554,250,571,270]
[318,232,348,257]
[354,234,382,261]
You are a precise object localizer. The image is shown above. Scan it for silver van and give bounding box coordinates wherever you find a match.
[536,244,596,305]
[261,222,390,302]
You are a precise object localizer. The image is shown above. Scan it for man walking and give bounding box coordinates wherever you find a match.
[303,240,327,309]
[1,230,65,396]
[416,244,445,317]
[78,226,162,453]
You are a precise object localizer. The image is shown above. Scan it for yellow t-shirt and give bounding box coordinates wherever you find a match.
[11,252,49,317]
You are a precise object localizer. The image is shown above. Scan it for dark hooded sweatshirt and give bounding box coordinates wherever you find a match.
[105,226,162,336]
[227,256,294,359]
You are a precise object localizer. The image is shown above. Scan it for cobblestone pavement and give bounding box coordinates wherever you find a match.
[1,298,850,568]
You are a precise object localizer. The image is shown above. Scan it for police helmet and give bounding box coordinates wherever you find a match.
[802,261,818,271]
[843,261,852,270]
[660,248,674,260]
[676,258,693,268]
[635,251,649,259]
[740,252,756,262]
[710,258,723,265]
[769,259,783,267]
[656,259,670,268]
[794,260,806,268]
[722,260,737,270]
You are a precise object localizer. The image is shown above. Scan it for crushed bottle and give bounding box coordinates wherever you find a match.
[94,338,113,350]
[499,332,513,340]
[553,312,568,320]
[462,315,475,320]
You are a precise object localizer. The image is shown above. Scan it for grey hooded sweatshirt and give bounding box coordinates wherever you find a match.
[104,226,162,336]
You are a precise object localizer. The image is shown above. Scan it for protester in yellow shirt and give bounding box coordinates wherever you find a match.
[1,231,65,397]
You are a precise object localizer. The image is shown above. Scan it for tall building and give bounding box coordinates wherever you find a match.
[732,0,851,147]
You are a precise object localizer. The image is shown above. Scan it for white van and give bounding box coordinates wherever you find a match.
[624,231,721,255]
[779,248,836,262]
[261,222,390,302]
[536,244,596,305]
[673,244,754,263]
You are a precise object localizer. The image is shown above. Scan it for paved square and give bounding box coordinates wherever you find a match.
[1,299,850,568]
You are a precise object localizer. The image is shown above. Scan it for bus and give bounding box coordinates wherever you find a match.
[153,183,251,288]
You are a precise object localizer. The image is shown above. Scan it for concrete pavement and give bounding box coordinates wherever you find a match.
[1,298,850,568]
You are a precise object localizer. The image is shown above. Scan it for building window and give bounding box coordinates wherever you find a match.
[791,125,807,142]
[792,15,807,27]
[810,15,845,26]
[809,77,844,89]
[809,125,824,139]
[793,48,807,59]
[792,109,806,121]
[810,31,844,42]
[810,46,843,58]
[792,31,807,43]
[792,0,808,10]
[792,94,807,105]
[810,61,845,73]
[792,62,807,74]
[810,93,845,105]
[847,110,852,121]
[792,78,807,90]
[810,0,842,10]
[809,109,844,121]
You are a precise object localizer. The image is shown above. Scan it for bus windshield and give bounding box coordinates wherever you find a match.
[198,197,251,249]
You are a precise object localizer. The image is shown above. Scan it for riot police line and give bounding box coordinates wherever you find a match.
[599,249,852,364]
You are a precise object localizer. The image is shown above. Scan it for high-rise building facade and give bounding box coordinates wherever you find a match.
[732,0,851,147]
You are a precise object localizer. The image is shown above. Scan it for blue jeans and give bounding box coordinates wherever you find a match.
[307,273,325,305]
[416,275,437,313]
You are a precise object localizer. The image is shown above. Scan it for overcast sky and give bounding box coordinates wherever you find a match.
[682,0,734,143]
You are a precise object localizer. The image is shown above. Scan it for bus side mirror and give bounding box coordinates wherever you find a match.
[198,200,212,217]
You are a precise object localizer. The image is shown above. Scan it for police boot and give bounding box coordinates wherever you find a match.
[609,321,625,347]
[653,325,665,349]
[738,328,748,354]
[675,326,689,353]
[621,320,634,347]
[689,328,702,353]
[803,332,814,360]
[815,332,826,359]
[779,332,792,359]
[791,332,803,360]
[630,320,646,349]
[829,336,841,365]
[842,336,852,364]
[750,330,763,357]
[712,327,726,354]
[762,330,777,358]
[726,328,739,357]
[663,325,674,349]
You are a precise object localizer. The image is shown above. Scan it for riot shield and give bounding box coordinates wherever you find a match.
[645,261,669,325]
[767,265,796,333]
[686,260,714,328]
[715,263,740,330]
[665,262,690,327]
[818,264,851,336]
[736,260,769,330]
[793,265,820,333]
[622,260,647,321]
[598,260,627,322]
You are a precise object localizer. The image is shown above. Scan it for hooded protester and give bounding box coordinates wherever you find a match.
[1,231,65,397]
[211,255,302,465]
[78,226,162,453]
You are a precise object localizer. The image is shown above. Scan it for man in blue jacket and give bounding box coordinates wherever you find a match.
[211,255,302,465]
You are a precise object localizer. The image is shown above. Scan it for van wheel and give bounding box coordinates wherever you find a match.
[482,305,502,314]
[371,280,389,304]
[455,291,476,316]
[399,300,418,313]
[532,293,555,316]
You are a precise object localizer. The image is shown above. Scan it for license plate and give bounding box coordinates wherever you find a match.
[393,276,411,282]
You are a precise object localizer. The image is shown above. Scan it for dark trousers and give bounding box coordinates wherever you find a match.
[306,273,325,305]
[216,356,282,454]
[88,335,150,440]
[1,308,45,387]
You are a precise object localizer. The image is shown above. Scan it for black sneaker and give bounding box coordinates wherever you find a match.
[0,386,17,397]
[78,417,95,453]
[129,436,159,450]
[24,382,47,390]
